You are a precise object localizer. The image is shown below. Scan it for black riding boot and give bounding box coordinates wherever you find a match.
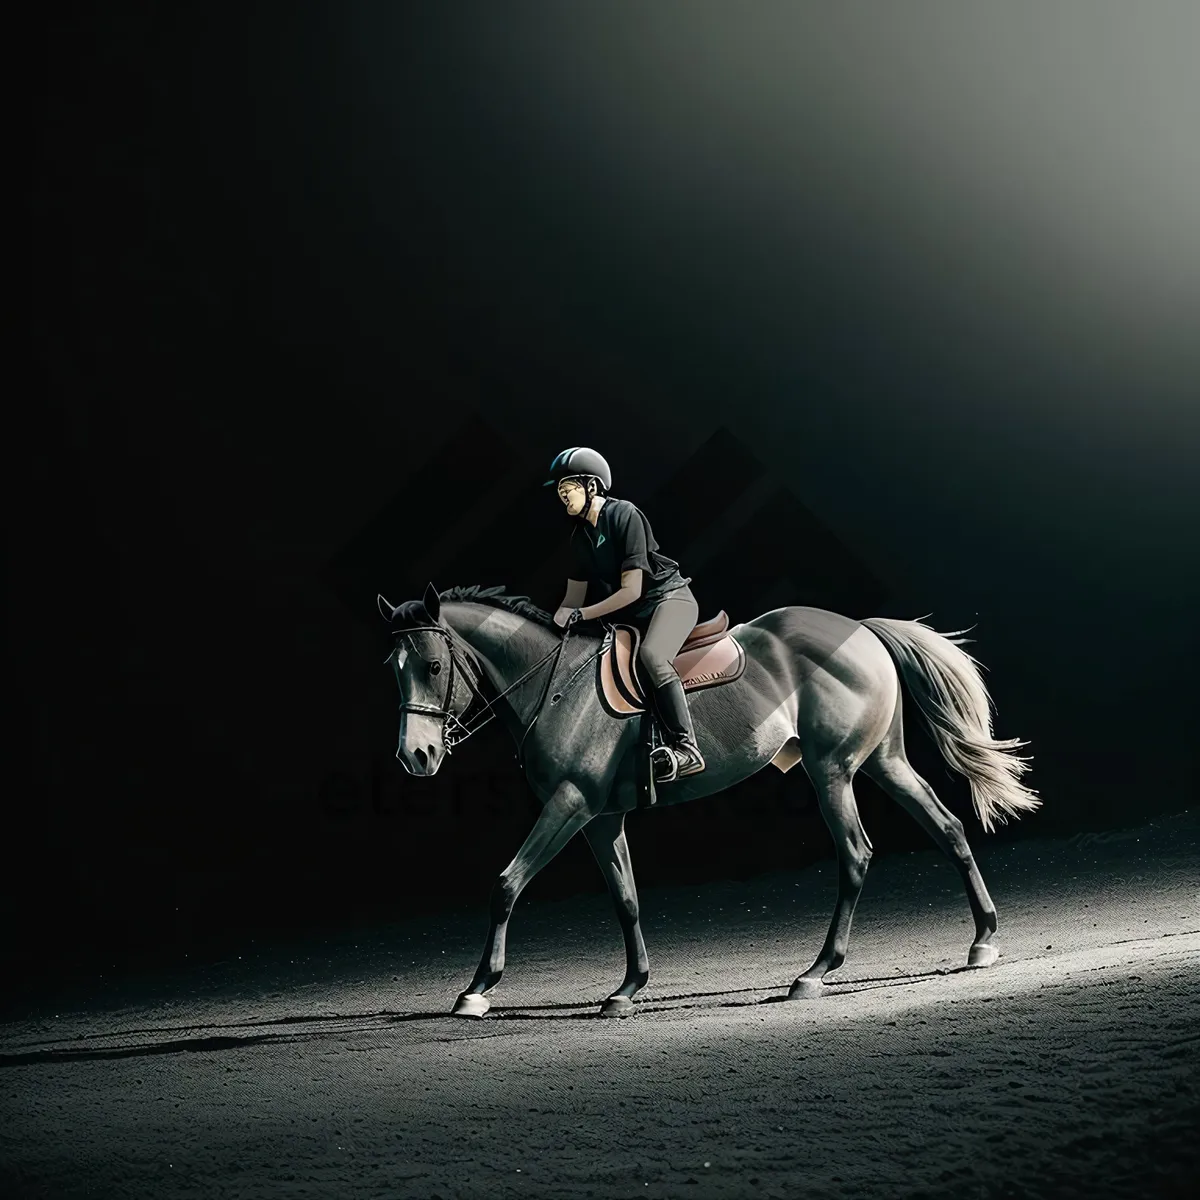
[649,675,706,781]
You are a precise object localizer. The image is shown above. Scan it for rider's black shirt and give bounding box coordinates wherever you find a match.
[568,497,690,620]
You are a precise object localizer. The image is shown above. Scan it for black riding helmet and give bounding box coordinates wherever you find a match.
[543,447,612,494]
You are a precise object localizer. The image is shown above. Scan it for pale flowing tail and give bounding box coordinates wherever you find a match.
[862,617,1041,833]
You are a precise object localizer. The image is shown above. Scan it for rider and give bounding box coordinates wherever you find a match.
[545,447,705,781]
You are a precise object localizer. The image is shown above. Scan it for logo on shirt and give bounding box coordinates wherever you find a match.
[596,533,606,546]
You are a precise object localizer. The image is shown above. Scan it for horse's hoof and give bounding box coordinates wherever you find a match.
[968,943,1000,968]
[600,995,636,1017]
[787,978,826,1001]
[451,993,491,1018]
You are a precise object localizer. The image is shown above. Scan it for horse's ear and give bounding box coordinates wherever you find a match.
[377,594,394,621]
[423,582,441,621]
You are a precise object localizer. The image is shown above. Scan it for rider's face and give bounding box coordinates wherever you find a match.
[557,479,587,516]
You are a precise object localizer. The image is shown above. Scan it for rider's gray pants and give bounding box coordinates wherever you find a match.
[635,586,699,689]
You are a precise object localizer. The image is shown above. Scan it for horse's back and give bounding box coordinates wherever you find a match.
[734,605,896,696]
[735,605,862,665]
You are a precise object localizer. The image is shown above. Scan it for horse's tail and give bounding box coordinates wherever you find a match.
[861,617,1040,833]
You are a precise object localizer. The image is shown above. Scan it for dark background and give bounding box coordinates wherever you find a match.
[20,4,1199,994]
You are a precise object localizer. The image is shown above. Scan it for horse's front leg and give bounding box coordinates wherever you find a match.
[582,808,649,1017]
[452,780,595,1018]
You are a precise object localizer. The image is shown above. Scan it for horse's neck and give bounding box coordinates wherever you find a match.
[442,602,561,734]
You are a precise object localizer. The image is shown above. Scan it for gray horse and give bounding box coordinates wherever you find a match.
[378,583,1039,1017]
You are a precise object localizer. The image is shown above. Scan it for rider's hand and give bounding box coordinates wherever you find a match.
[552,607,573,629]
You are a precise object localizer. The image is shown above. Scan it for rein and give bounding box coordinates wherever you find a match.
[390,615,593,760]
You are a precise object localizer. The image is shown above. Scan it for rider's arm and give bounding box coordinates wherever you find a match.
[560,579,587,610]
[581,569,643,619]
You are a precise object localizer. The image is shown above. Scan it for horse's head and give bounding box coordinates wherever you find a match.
[378,582,469,776]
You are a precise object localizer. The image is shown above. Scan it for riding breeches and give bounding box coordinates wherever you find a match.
[635,586,699,689]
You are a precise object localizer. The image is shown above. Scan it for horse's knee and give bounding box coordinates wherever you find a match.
[842,853,870,891]
[490,874,520,922]
[617,892,639,926]
[616,903,640,932]
[836,835,872,887]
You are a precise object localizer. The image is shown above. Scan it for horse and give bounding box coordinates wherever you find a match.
[378,582,1039,1017]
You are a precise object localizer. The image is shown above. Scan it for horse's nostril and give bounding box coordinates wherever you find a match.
[413,746,428,770]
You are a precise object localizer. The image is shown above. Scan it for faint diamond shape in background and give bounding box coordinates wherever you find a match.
[322,416,889,632]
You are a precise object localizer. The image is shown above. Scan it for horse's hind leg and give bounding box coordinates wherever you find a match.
[789,761,874,1000]
[864,720,1000,968]
[582,808,650,1016]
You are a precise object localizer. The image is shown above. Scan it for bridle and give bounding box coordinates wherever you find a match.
[390,625,485,753]
[389,613,587,761]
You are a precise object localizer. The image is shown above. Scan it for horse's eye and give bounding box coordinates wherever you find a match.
[430,661,442,676]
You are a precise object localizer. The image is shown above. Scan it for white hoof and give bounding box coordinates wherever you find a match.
[787,978,826,1001]
[600,995,636,1017]
[451,993,491,1018]
[968,943,1000,968]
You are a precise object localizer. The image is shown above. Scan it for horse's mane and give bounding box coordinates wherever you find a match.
[438,584,556,629]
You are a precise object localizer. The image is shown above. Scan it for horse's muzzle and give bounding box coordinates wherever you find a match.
[398,742,442,776]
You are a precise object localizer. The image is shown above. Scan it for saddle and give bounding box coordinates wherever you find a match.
[594,611,747,810]
[598,610,746,717]
[593,611,801,808]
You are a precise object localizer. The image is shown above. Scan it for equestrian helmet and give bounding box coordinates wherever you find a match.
[543,447,612,493]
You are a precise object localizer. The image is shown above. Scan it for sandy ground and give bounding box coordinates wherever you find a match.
[2,810,1197,1200]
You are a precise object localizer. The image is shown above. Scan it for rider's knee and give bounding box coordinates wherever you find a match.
[636,647,672,688]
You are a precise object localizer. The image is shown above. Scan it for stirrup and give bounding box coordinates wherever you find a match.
[650,744,705,783]
[673,745,706,779]
[649,744,679,783]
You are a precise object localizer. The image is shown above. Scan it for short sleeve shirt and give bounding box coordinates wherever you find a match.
[568,497,690,619]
